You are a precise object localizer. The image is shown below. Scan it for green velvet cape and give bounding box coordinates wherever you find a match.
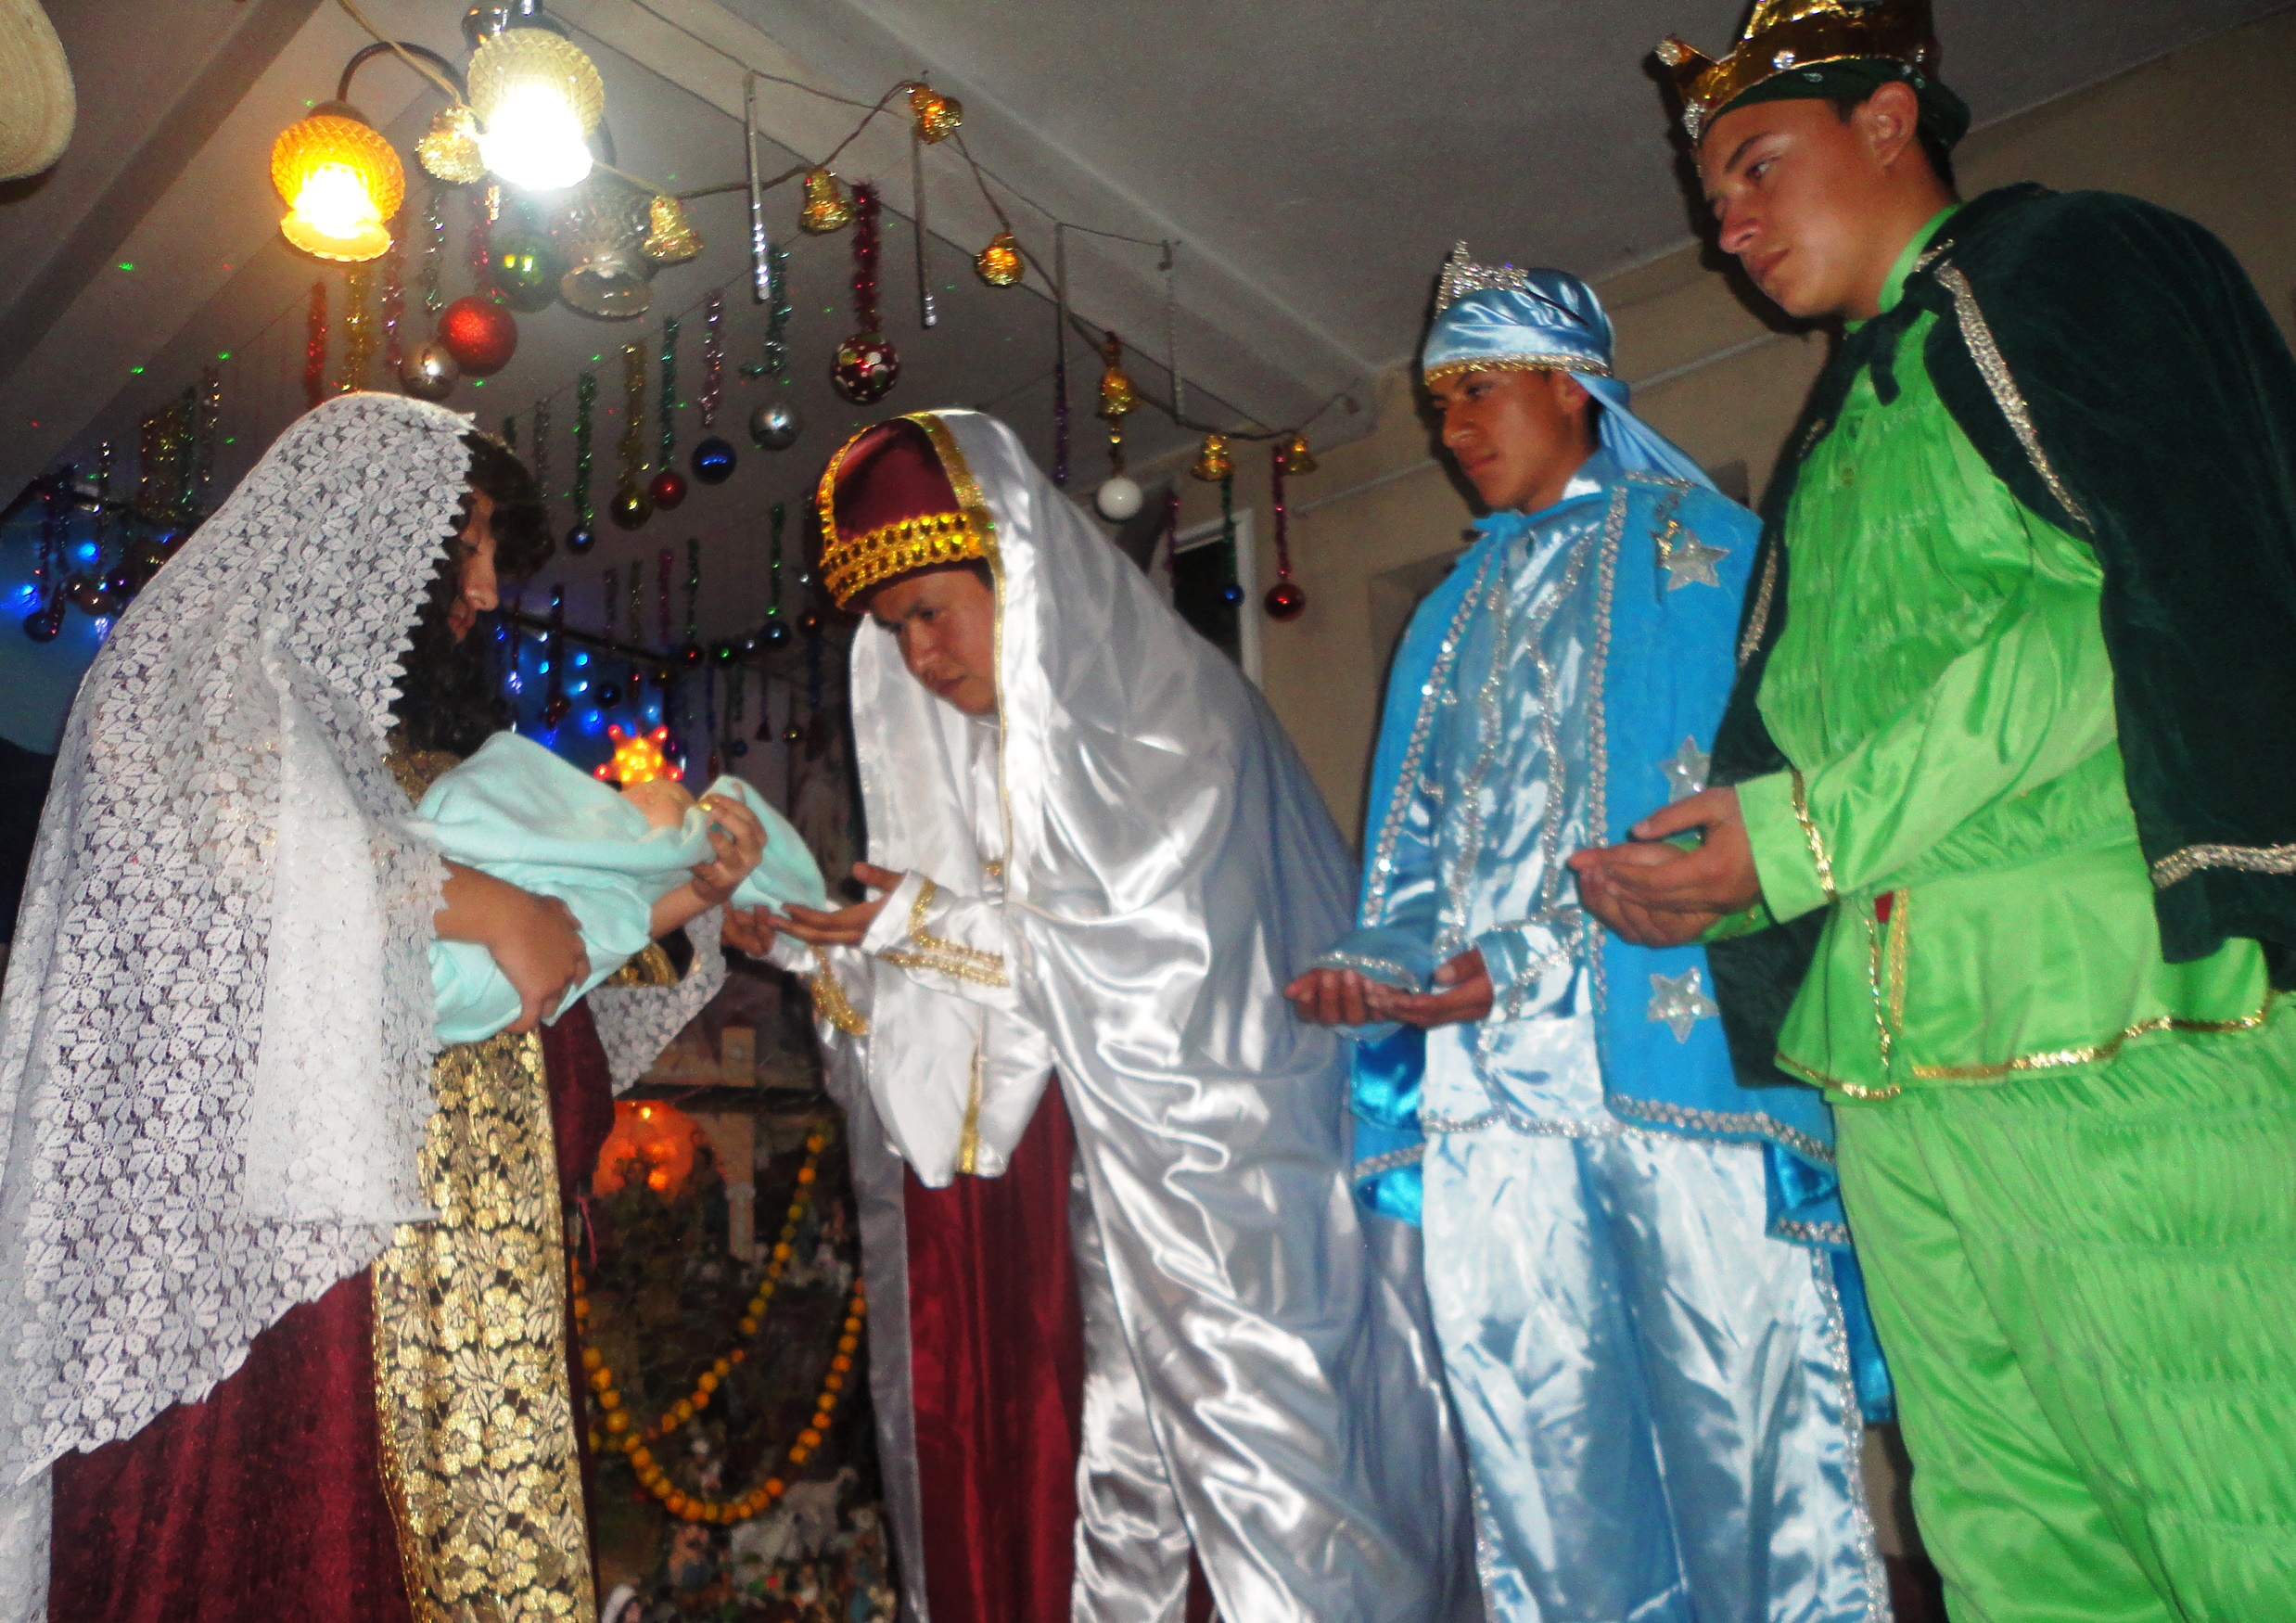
[1708,183,2296,1088]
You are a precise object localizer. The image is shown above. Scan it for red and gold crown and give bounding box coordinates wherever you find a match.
[1656,0,1944,145]
[815,417,994,609]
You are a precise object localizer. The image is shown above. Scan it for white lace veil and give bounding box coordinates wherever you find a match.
[0,392,475,1501]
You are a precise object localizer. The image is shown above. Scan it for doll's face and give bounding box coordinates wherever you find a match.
[866,564,998,716]
[620,777,698,829]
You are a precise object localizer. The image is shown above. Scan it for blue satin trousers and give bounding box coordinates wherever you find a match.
[1422,1124,1886,1623]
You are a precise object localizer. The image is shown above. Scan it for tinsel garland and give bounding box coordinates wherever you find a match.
[303,280,327,410]
[420,184,447,313]
[682,536,701,663]
[531,398,553,527]
[380,219,406,374]
[850,185,882,330]
[620,344,647,487]
[470,185,497,300]
[658,317,679,468]
[573,371,597,532]
[699,291,724,428]
[191,368,221,515]
[656,545,672,648]
[340,264,376,394]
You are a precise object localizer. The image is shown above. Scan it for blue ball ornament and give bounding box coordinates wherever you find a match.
[565,524,597,556]
[691,436,737,485]
[21,606,61,642]
[1218,581,1246,607]
[729,738,749,758]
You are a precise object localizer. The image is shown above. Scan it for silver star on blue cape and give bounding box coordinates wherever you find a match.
[1657,735,1710,802]
[1647,966,1720,1042]
[1658,527,1728,590]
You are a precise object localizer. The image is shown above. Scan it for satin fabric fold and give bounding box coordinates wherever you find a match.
[835,410,1477,1620]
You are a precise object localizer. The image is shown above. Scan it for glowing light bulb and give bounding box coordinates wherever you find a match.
[478,83,593,192]
[290,165,383,244]
[270,108,402,263]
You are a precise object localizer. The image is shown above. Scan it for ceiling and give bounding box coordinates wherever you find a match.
[0,0,2281,645]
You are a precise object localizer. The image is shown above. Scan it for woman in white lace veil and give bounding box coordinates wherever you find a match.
[0,393,746,1620]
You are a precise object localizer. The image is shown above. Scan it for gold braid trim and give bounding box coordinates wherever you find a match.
[374,1031,593,1622]
[880,877,1011,988]
[1422,354,1613,386]
[809,946,869,1035]
[2150,841,2296,889]
[1790,767,1840,903]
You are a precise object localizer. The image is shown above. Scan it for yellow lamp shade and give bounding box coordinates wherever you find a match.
[466,28,604,193]
[271,109,404,262]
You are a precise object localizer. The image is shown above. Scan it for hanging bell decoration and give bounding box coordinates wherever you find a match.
[906,82,963,144]
[1097,334,1138,422]
[1278,431,1319,475]
[975,231,1024,288]
[642,193,702,264]
[1190,432,1231,482]
[416,106,486,185]
[399,340,461,401]
[799,170,851,235]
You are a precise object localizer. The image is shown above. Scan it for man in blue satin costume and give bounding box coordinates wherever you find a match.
[1290,250,1892,1622]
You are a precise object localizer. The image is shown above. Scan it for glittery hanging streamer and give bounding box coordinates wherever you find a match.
[912,121,936,329]
[767,502,785,623]
[658,317,679,472]
[604,566,618,636]
[851,183,882,330]
[531,398,553,530]
[303,279,328,410]
[700,291,724,429]
[620,345,647,492]
[92,443,112,593]
[803,615,825,756]
[656,546,672,649]
[1219,468,1239,594]
[744,74,772,305]
[421,183,447,314]
[704,667,721,776]
[1052,225,1069,486]
[339,263,376,393]
[627,560,642,644]
[765,247,792,378]
[543,584,567,726]
[573,372,597,533]
[192,369,221,514]
[381,218,406,375]
[471,185,498,300]
[1164,240,1184,424]
[683,536,701,658]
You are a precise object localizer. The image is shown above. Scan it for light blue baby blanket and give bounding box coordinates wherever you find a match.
[410,732,829,1042]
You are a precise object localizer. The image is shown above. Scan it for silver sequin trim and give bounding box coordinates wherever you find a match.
[1604,1093,1835,1166]
[1739,542,1779,669]
[1776,1216,1855,1247]
[2149,840,2296,888]
[1936,263,2092,533]
[1809,1248,1894,1623]
[1350,1144,1426,1180]
[1310,951,1420,984]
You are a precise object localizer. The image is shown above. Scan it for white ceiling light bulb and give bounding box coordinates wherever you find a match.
[466,28,604,195]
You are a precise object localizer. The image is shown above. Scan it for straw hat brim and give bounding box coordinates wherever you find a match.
[0,0,73,183]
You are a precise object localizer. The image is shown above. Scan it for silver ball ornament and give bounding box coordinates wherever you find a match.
[1094,475,1143,522]
[399,341,461,402]
[748,397,802,452]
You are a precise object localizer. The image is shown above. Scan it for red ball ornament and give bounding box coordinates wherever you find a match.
[437,296,518,377]
[647,468,689,511]
[831,332,900,404]
[1264,580,1307,620]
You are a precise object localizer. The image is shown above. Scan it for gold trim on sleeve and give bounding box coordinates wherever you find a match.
[808,946,869,1035]
[878,875,1012,988]
[1790,767,1840,903]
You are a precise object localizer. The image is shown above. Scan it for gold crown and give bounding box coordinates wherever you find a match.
[815,427,991,609]
[1656,0,1940,144]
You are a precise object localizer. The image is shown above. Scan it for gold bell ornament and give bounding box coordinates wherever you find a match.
[415,106,486,185]
[907,82,963,144]
[800,169,852,234]
[1278,431,1319,476]
[1097,333,1138,422]
[642,193,702,263]
[975,231,1024,288]
[1190,432,1232,482]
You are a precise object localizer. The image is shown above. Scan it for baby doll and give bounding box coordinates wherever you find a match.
[412,731,828,1042]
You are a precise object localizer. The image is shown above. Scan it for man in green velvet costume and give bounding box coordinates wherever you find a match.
[1568,2,2296,1617]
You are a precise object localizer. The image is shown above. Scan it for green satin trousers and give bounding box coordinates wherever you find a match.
[1837,1001,2296,1622]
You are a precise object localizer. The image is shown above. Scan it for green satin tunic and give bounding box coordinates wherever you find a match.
[1738,209,2270,1097]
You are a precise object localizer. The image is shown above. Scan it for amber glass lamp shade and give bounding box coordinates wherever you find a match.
[271,105,405,262]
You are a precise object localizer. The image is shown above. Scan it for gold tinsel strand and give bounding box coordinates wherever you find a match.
[619,342,648,488]
[338,263,376,393]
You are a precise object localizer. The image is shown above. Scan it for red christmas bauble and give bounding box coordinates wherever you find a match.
[831,331,900,404]
[437,296,518,377]
[648,468,689,511]
[1264,580,1307,620]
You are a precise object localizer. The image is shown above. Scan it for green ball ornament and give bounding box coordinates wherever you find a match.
[489,230,563,313]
